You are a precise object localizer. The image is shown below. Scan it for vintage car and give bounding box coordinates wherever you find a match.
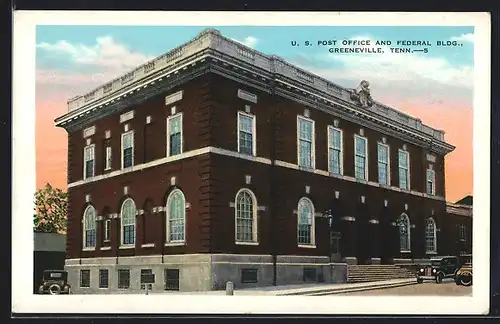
[455,262,473,286]
[38,270,71,295]
[416,256,461,284]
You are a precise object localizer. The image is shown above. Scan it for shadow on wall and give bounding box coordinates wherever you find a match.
[33,232,67,294]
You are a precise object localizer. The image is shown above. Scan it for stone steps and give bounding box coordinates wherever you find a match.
[347,265,416,283]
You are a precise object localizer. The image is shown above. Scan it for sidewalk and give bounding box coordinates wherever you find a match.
[150,278,417,296]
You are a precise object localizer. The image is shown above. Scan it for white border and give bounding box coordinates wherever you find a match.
[13,11,490,314]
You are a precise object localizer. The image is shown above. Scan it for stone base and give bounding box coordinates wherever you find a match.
[64,254,348,294]
[370,257,381,264]
[343,257,358,265]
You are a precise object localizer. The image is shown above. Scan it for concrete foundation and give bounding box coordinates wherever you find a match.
[65,254,348,294]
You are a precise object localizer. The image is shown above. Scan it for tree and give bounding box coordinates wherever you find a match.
[34,183,68,233]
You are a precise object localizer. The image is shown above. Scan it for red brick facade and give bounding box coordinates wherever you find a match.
[56,30,471,268]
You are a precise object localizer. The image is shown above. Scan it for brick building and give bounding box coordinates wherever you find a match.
[54,28,471,293]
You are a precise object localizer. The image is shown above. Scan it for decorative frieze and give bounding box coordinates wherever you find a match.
[237,89,258,104]
[245,175,252,185]
[85,194,91,203]
[120,110,134,123]
[105,130,111,139]
[146,116,152,124]
[427,153,437,163]
[83,126,95,138]
[305,186,310,194]
[245,105,251,113]
[165,90,184,106]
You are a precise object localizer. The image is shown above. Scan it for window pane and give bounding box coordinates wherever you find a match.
[236,191,254,242]
[170,133,181,156]
[356,137,366,155]
[99,269,109,288]
[239,131,253,155]
[169,116,181,135]
[123,133,133,149]
[123,147,133,168]
[168,192,185,242]
[118,269,130,289]
[298,199,313,244]
[299,140,312,168]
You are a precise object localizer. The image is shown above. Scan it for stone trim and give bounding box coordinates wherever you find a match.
[341,216,356,222]
[67,145,446,203]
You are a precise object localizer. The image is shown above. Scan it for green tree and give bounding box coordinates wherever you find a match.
[33,183,68,233]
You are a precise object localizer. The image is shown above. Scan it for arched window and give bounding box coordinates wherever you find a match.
[297,198,315,246]
[166,189,186,243]
[398,213,411,251]
[121,198,136,246]
[83,205,96,248]
[235,189,258,243]
[425,218,437,253]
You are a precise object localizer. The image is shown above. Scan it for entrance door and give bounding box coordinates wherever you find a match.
[330,232,341,262]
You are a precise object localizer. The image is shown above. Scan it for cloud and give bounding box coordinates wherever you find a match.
[291,35,473,106]
[232,36,259,48]
[37,36,155,72]
[450,33,474,43]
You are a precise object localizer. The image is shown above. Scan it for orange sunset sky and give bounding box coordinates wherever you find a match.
[35,26,473,203]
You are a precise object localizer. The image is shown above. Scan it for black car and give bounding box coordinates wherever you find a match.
[416,256,461,284]
[38,270,71,295]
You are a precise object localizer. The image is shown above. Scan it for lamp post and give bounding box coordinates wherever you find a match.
[322,209,333,282]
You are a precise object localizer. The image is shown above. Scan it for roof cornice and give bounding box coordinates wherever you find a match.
[55,29,454,154]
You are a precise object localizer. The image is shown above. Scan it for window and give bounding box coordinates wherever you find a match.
[425,218,437,253]
[459,224,467,241]
[427,169,435,195]
[80,270,90,288]
[327,126,343,175]
[166,190,186,243]
[83,205,96,248]
[83,144,95,179]
[99,269,109,288]
[118,269,130,289]
[121,131,134,169]
[398,213,411,252]
[235,189,258,243]
[164,269,180,291]
[297,198,315,246]
[120,199,136,246]
[354,135,368,181]
[104,219,111,242]
[303,268,317,282]
[167,114,183,157]
[377,143,390,185]
[237,111,256,156]
[241,269,258,283]
[297,117,315,169]
[104,145,112,170]
[398,150,410,190]
[140,269,153,290]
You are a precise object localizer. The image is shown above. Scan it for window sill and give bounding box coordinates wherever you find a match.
[141,243,155,248]
[119,245,135,250]
[426,251,438,255]
[164,242,186,247]
[400,250,412,253]
[98,287,109,289]
[100,246,111,251]
[235,241,259,246]
[103,239,110,243]
[82,247,96,251]
[298,244,317,249]
[104,168,112,171]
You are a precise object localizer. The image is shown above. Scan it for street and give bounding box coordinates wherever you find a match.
[337,280,472,296]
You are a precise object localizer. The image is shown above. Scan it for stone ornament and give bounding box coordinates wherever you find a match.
[350,80,373,108]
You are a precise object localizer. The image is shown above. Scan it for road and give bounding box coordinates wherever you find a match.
[337,280,472,296]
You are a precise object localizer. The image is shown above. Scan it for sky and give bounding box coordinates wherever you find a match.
[35,25,474,202]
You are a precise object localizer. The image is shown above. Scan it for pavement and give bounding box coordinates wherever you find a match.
[337,279,472,296]
[149,278,418,296]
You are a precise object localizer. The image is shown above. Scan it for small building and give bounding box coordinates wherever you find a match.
[33,232,66,293]
[54,28,471,293]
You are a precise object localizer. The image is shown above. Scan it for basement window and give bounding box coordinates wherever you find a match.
[241,269,258,284]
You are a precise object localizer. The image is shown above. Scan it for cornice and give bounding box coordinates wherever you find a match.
[56,28,452,153]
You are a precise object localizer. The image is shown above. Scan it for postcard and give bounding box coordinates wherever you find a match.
[13,11,490,315]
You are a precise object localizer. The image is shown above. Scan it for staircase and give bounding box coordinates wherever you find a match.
[347,264,417,283]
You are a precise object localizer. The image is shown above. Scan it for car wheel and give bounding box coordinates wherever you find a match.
[461,275,472,287]
[455,276,462,285]
[48,284,61,295]
[436,273,444,284]
[417,278,423,284]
